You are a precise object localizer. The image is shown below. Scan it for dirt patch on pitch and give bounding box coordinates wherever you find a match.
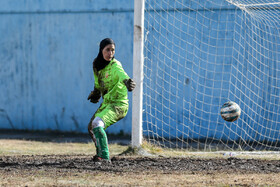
[0,155,280,174]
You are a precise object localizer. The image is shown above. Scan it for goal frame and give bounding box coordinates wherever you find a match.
[131,0,280,151]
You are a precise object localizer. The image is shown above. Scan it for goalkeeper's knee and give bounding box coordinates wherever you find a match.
[91,117,105,129]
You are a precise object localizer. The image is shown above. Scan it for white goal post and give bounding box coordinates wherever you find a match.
[132,0,145,147]
[132,0,280,151]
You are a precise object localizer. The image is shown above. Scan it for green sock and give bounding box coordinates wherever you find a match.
[93,127,110,160]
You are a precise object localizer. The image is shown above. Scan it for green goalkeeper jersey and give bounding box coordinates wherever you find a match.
[94,58,130,104]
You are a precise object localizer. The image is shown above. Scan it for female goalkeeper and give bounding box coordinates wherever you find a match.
[87,38,136,162]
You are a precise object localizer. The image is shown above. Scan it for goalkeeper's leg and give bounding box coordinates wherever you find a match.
[90,117,110,160]
[88,102,129,161]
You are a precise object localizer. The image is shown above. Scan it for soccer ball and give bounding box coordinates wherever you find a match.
[220,101,241,122]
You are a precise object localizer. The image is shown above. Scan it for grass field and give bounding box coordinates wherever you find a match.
[1,135,280,186]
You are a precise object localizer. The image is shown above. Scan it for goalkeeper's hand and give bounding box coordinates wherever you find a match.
[124,78,136,92]
[87,88,101,103]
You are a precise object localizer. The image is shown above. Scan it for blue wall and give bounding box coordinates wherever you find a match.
[0,0,134,134]
[0,0,279,143]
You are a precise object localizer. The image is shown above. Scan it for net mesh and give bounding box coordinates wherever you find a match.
[142,0,280,151]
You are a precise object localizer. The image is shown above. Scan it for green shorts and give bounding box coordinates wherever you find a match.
[92,102,129,130]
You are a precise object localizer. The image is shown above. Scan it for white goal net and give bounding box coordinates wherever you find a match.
[141,0,280,151]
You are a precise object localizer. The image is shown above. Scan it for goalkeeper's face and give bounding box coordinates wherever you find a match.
[102,44,115,61]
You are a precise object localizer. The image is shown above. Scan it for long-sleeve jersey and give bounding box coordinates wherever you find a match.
[94,58,130,104]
